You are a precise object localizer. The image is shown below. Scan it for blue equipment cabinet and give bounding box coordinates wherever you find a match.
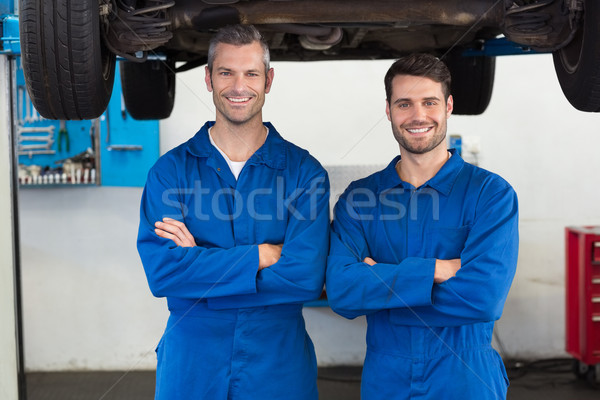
[100,62,160,187]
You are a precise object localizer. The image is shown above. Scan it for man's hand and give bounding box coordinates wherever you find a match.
[363,257,377,266]
[155,218,197,247]
[434,259,461,283]
[258,244,283,270]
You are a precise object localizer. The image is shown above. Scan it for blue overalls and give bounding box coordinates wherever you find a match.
[137,121,330,399]
[326,151,518,399]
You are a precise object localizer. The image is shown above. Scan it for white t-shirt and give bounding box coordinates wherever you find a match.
[208,127,269,180]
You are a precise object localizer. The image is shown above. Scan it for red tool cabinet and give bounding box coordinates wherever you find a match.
[565,226,600,372]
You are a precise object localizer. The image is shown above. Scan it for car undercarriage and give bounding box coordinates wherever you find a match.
[18,0,600,120]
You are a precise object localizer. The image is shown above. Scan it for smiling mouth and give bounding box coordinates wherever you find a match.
[406,126,433,134]
[227,97,252,103]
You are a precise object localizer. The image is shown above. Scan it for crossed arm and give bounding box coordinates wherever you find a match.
[158,221,460,279]
[363,256,461,283]
[155,217,282,270]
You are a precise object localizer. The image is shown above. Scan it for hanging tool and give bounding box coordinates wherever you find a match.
[20,143,55,150]
[121,93,127,120]
[17,86,25,126]
[58,120,70,152]
[17,125,55,156]
[24,90,32,123]
[17,126,55,134]
[19,149,56,158]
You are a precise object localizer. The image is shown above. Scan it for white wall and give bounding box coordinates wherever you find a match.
[18,54,600,371]
[19,187,167,370]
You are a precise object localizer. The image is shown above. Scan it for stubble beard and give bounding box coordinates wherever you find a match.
[214,93,263,126]
[392,120,447,155]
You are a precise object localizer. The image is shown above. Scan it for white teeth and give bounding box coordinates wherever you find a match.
[407,127,430,133]
[228,97,250,103]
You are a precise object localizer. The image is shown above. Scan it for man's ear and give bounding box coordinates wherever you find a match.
[385,99,391,122]
[446,95,454,118]
[265,68,275,93]
[205,66,213,92]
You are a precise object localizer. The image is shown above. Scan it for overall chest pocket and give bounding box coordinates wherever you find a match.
[424,225,471,259]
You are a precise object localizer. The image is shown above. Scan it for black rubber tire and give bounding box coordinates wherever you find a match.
[586,366,599,388]
[553,0,600,112]
[443,50,495,115]
[19,0,116,120]
[120,60,176,120]
[572,359,589,380]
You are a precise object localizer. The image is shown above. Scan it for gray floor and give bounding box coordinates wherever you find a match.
[25,359,599,400]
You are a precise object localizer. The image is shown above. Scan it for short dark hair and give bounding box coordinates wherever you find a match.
[384,53,451,103]
[207,25,270,73]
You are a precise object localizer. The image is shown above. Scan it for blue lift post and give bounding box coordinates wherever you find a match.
[0,14,19,54]
[1,3,27,400]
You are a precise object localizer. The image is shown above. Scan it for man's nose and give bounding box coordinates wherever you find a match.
[233,74,246,91]
[411,104,428,120]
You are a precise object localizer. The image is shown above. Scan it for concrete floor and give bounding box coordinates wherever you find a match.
[25,359,599,400]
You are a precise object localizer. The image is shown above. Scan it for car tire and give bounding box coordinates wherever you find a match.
[572,359,589,380]
[444,50,495,115]
[586,366,599,388]
[553,0,600,112]
[121,60,176,120]
[19,0,116,120]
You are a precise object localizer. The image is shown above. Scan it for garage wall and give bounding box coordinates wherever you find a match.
[19,54,600,370]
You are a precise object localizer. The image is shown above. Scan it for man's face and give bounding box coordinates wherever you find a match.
[386,74,453,155]
[205,42,274,126]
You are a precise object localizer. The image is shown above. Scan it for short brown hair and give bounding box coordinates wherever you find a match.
[384,53,451,103]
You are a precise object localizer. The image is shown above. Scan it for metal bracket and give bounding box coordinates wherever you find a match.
[462,37,547,57]
[106,145,143,151]
[0,14,20,55]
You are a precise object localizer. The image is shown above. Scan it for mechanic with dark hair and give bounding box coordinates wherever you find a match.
[326,53,519,399]
[137,24,329,399]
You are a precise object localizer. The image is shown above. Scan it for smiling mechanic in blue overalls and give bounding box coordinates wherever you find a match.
[326,53,519,400]
[137,25,329,400]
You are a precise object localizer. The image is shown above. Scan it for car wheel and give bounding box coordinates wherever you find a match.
[553,0,600,112]
[121,60,176,120]
[572,359,589,380]
[586,365,599,388]
[19,0,116,120]
[443,50,495,115]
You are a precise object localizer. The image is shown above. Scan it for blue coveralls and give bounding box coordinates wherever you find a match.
[137,121,330,400]
[326,150,518,400]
